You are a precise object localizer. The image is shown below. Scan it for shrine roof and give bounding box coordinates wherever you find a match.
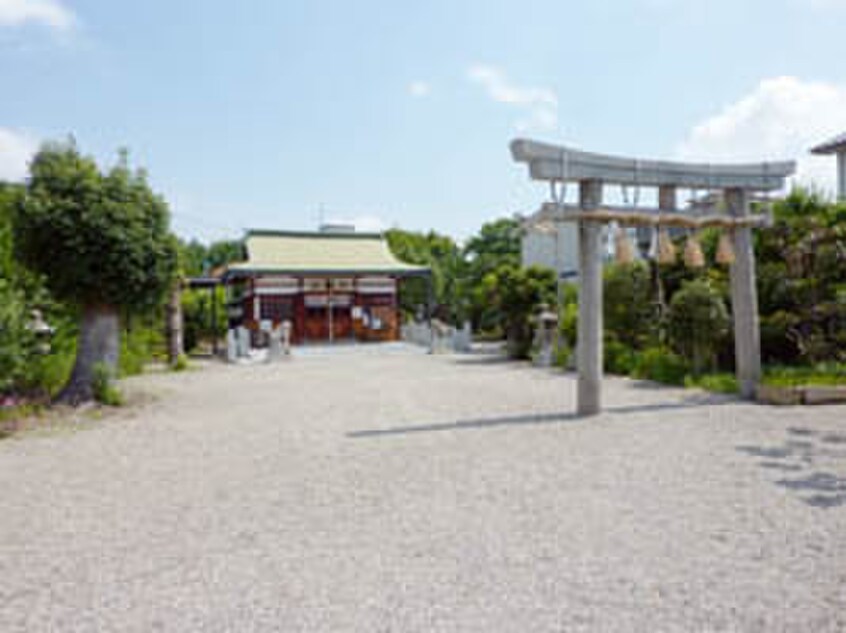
[223,230,430,277]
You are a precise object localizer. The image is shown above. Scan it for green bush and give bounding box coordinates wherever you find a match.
[604,337,637,375]
[92,362,123,406]
[481,264,556,359]
[24,316,77,397]
[604,262,656,349]
[558,285,579,348]
[685,373,739,394]
[120,321,164,377]
[555,340,572,369]
[182,287,226,352]
[762,363,846,387]
[632,346,689,385]
[667,279,729,375]
[0,280,35,393]
[172,353,189,372]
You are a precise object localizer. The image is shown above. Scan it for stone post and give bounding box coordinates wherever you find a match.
[166,282,184,367]
[236,326,251,358]
[281,320,292,356]
[726,187,761,399]
[577,179,604,416]
[226,329,237,363]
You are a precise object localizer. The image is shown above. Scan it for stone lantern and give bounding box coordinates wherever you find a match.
[533,303,559,368]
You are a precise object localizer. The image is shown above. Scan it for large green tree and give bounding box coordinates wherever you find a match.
[481,264,556,359]
[15,142,178,404]
[463,217,523,330]
[386,228,465,321]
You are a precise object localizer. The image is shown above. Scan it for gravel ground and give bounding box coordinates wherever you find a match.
[1,346,845,632]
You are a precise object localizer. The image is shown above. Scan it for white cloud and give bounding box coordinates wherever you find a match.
[677,76,846,194]
[408,81,431,98]
[0,0,76,30]
[0,127,38,181]
[467,64,559,133]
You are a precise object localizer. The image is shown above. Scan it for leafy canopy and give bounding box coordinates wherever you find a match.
[482,263,556,358]
[15,142,178,311]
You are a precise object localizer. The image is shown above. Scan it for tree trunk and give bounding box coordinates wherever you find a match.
[166,282,184,366]
[57,304,120,405]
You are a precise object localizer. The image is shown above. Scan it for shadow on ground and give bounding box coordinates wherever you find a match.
[737,427,846,509]
[348,394,730,439]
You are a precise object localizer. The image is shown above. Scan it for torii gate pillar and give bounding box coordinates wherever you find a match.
[726,188,761,398]
[577,179,603,416]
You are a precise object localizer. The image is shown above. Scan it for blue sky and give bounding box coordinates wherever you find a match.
[2,0,846,242]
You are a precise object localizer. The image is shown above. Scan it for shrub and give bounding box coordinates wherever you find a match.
[632,346,689,385]
[172,353,189,372]
[182,287,226,352]
[558,283,579,348]
[604,262,655,348]
[120,321,165,377]
[555,340,572,370]
[762,363,846,387]
[605,337,637,375]
[667,279,729,375]
[92,362,123,406]
[685,373,739,394]
[0,280,35,393]
[481,264,556,359]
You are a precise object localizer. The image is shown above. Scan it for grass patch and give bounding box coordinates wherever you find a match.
[171,353,189,372]
[685,373,739,394]
[92,363,123,407]
[762,363,846,387]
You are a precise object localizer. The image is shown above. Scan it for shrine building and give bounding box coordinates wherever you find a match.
[221,227,430,345]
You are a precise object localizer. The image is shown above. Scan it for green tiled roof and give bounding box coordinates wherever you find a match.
[225,230,429,276]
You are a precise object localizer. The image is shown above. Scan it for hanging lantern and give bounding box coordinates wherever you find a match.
[657,228,676,264]
[614,225,635,264]
[684,232,705,268]
[716,231,735,265]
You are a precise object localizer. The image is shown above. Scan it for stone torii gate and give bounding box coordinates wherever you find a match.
[511,140,796,415]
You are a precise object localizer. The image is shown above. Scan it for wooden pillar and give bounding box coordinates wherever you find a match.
[656,185,676,319]
[577,179,604,416]
[328,279,334,343]
[837,151,846,202]
[658,184,676,211]
[726,187,761,399]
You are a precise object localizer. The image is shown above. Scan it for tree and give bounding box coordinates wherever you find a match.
[463,217,523,330]
[385,228,465,322]
[464,217,522,270]
[603,262,656,349]
[482,264,556,359]
[667,279,730,375]
[15,142,178,404]
[755,189,846,365]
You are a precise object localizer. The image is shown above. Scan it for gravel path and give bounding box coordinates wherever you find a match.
[1,346,845,632]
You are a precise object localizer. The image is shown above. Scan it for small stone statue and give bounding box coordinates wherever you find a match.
[266,324,283,363]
